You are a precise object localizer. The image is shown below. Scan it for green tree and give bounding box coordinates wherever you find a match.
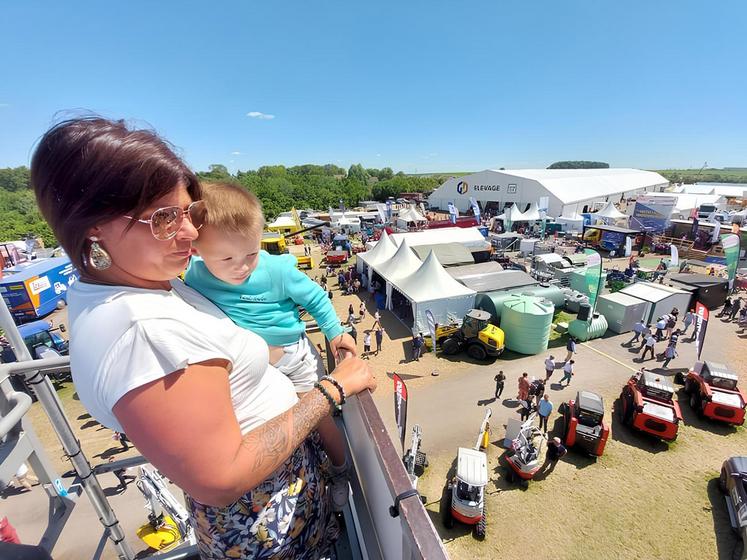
[547,161,609,169]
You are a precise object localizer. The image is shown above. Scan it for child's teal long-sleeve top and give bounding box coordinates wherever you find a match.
[185,251,344,347]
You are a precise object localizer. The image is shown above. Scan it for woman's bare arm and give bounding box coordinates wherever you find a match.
[113,357,372,507]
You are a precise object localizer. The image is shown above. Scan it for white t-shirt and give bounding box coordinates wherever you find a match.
[544,358,555,371]
[67,280,298,434]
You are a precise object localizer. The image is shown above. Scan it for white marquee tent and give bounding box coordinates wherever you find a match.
[395,207,427,230]
[390,227,489,252]
[521,202,542,221]
[356,231,397,281]
[556,210,585,232]
[374,241,423,308]
[393,251,476,333]
[592,201,628,224]
[497,205,528,222]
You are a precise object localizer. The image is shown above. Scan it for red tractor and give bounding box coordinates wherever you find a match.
[560,390,610,457]
[619,370,682,442]
[677,361,746,425]
[325,250,348,266]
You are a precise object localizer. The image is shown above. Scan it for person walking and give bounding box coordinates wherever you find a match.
[537,394,553,434]
[662,343,678,368]
[108,457,136,491]
[518,372,530,400]
[681,310,694,335]
[359,302,366,323]
[729,297,742,321]
[564,337,577,363]
[560,361,574,386]
[534,379,546,407]
[411,333,424,361]
[665,314,677,340]
[363,331,371,357]
[654,316,667,341]
[113,431,129,451]
[494,370,505,399]
[347,322,357,345]
[12,463,39,492]
[629,320,646,344]
[641,333,656,361]
[718,297,733,318]
[544,355,556,380]
[518,398,533,422]
[374,327,383,355]
[372,310,381,330]
[542,437,568,476]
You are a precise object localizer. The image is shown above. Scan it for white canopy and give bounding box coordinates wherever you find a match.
[521,202,542,221]
[356,231,397,280]
[374,241,423,308]
[498,205,528,222]
[397,207,427,223]
[390,227,489,252]
[267,214,297,230]
[393,251,476,333]
[594,201,627,220]
[556,213,585,232]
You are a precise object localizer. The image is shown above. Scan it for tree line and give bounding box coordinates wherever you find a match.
[0,164,443,246]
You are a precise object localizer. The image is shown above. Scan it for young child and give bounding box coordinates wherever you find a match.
[184,182,356,510]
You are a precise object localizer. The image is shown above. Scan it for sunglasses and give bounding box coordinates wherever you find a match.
[123,200,206,240]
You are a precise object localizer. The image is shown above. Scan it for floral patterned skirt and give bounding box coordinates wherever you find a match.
[187,433,339,559]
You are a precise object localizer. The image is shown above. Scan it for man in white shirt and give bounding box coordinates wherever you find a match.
[641,334,656,361]
[544,355,556,380]
[629,320,646,344]
[560,360,574,386]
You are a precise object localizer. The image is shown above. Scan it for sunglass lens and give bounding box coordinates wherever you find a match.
[189,201,207,230]
[151,207,181,240]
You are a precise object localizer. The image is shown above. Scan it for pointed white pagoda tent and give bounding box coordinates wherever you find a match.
[393,251,476,333]
[556,210,585,233]
[395,207,428,231]
[371,241,423,308]
[521,202,542,222]
[593,201,627,224]
[356,231,397,281]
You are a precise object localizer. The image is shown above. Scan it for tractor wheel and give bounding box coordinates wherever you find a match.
[674,371,685,385]
[719,467,728,493]
[441,337,462,356]
[466,343,488,361]
[440,487,454,529]
[474,509,486,540]
[683,379,692,394]
[690,393,703,417]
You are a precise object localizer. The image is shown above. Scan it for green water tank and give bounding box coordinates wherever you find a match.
[501,295,554,355]
[569,269,607,295]
[568,314,609,342]
[475,284,564,319]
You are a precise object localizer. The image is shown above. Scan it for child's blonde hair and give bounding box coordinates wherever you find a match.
[199,181,265,238]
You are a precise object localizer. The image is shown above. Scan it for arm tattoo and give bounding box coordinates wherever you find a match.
[240,388,332,477]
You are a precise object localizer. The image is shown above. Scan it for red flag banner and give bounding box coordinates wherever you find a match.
[694,301,709,360]
[392,373,408,453]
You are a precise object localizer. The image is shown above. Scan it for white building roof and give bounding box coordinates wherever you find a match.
[390,227,488,251]
[676,183,747,198]
[620,282,689,304]
[484,168,668,205]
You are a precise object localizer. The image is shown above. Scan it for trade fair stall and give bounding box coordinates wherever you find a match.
[395,207,427,231]
[374,241,423,309]
[356,231,397,281]
[556,211,585,233]
[619,282,693,324]
[596,292,651,334]
[390,251,477,333]
[591,201,627,225]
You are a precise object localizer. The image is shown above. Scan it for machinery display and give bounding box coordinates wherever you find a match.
[619,370,682,442]
[560,390,610,457]
[504,414,545,486]
[678,361,746,425]
[260,221,329,269]
[442,408,491,539]
[402,425,428,488]
[427,309,505,360]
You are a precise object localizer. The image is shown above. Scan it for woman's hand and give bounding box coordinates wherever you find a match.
[331,356,376,398]
[330,332,357,360]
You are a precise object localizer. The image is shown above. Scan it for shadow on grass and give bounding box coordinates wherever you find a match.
[706,477,745,560]
[610,397,670,454]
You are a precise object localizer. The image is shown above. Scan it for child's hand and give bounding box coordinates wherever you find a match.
[331,333,357,360]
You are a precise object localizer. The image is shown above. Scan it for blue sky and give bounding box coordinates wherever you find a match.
[1,1,746,173]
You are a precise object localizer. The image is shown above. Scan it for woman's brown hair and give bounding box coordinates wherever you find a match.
[31,117,201,271]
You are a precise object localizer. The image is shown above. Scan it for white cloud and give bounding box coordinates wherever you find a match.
[376,153,382,157]
[246,111,275,120]
[231,151,242,155]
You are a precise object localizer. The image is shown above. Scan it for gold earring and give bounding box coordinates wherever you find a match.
[88,237,112,270]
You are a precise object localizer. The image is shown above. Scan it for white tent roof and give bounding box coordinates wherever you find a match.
[358,231,397,267]
[642,192,724,213]
[594,201,627,219]
[522,202,542,221]
[395,251,476,303]
[558,210,584,221]
[373,240,422,282]
[498,205,528,222]
[390,227,488,251]
[485,168,669,205]
[267,215,297,229]
[397,207,426,223]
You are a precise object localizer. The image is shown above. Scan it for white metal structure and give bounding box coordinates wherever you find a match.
[429,168,668,217]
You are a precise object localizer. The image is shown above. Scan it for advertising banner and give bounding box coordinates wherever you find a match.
[670,244,679,267]
[583,249,602,311]
[693,301,709,361]
[425,309,438,356]
[721,234,740,288]
[386,200,393,221]
[392,373,408,452]
[629,195,676,232]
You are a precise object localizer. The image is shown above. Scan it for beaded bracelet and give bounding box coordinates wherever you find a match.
[320,375,346,405]
[315,381,342,416]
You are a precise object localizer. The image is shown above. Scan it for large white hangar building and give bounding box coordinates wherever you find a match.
[428,168,669,217]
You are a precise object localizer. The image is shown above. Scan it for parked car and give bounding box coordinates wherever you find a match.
[619,370,682,442]
[560,390,610,456]
[719,456,747,547]
[677,361,746,426]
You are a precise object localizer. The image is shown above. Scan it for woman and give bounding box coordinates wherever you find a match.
[31,117,376,559]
